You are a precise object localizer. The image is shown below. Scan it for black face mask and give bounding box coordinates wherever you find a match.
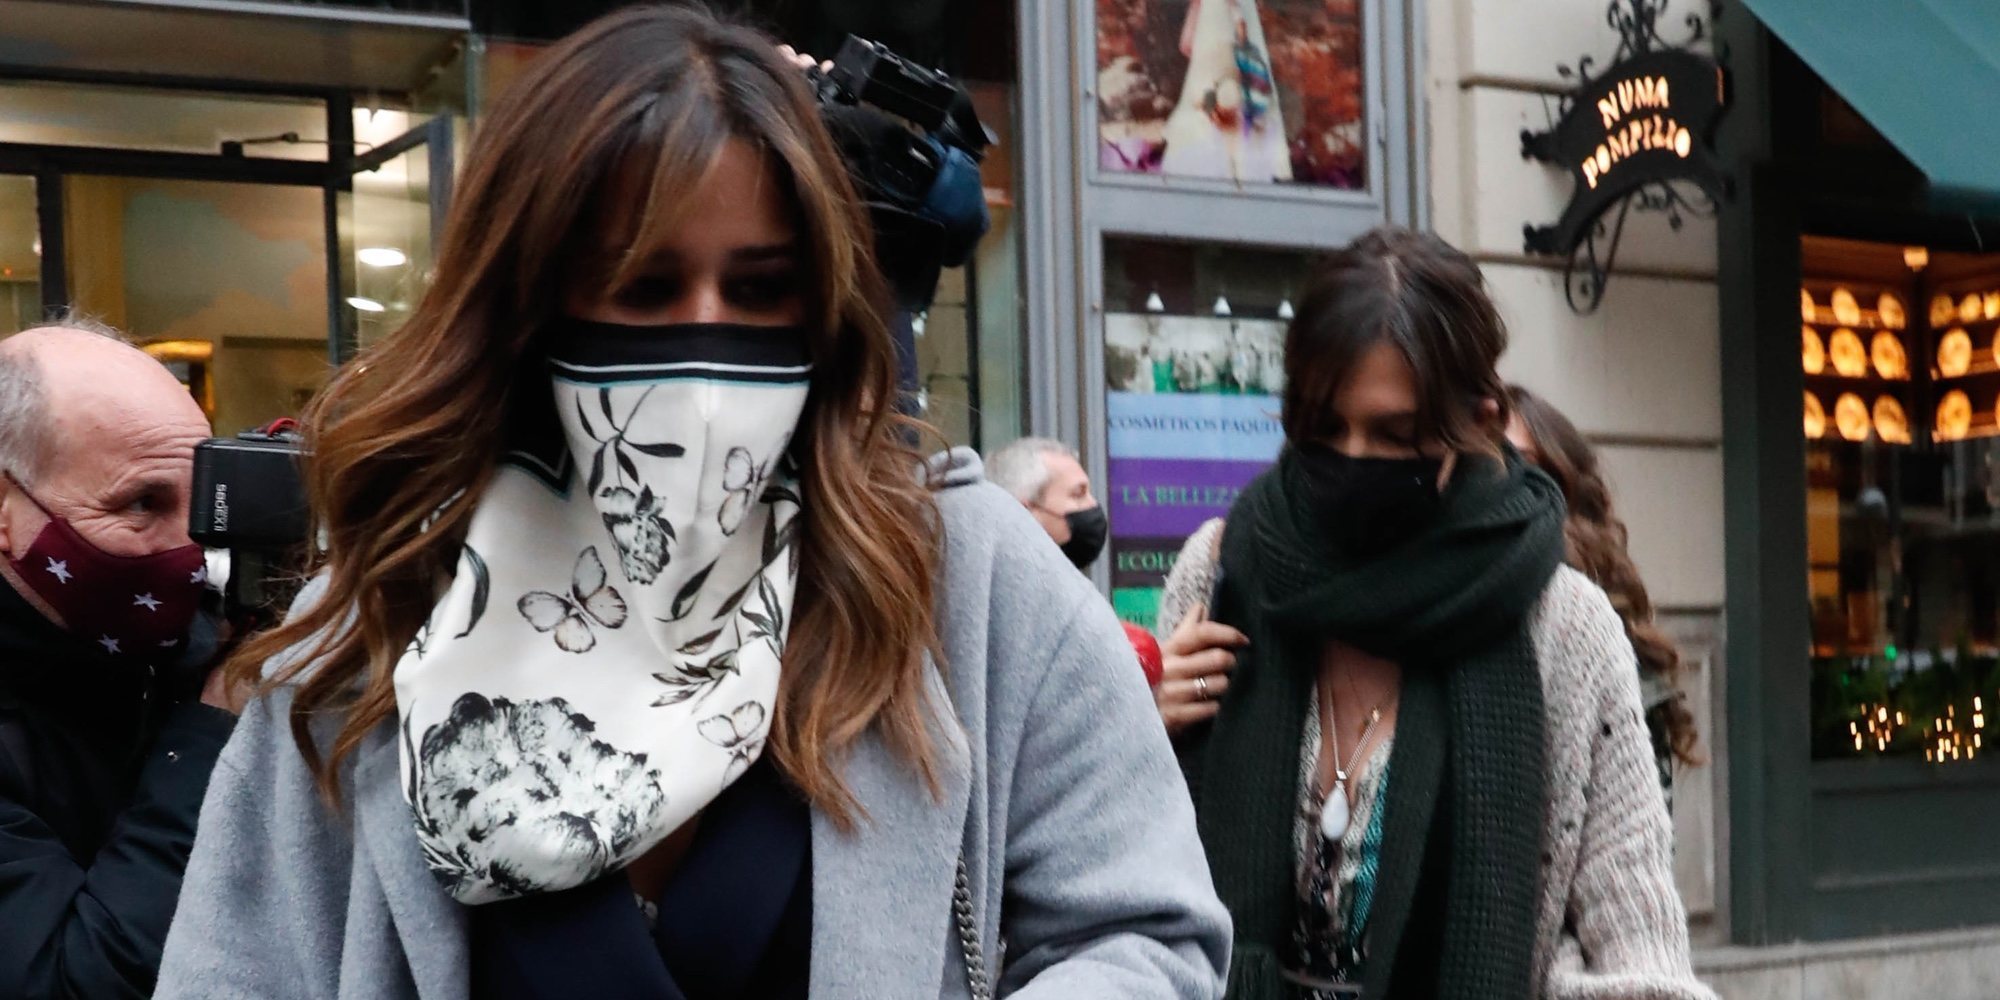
[1059,505,1109,570]
[1293,445,1444,560]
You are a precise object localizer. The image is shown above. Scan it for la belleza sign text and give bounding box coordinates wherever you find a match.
[1522,48,1728,257]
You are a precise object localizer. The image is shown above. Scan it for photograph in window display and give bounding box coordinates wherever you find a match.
[1096,0,1366,187]
[1106,313,1285,395]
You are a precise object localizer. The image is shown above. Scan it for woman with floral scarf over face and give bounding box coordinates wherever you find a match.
[155,8,1229,999]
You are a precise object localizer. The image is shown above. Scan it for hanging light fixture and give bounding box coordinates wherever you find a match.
[1276,296,1295,320]
[1212,295,1232,317]
[1905,246,1930,271]
[1144,290,1165,313]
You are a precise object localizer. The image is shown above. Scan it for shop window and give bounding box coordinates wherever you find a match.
[1095,0,1366,189]
[0,80,327,161]
[917,81,1023,451]
[348,108,443,351]
[1101,235,1315,626]
[0,175,37,336]
[62,177,329,434]
[1804,234,2000,764]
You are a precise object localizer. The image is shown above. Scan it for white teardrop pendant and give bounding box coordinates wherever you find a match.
[1320,779,1351,841]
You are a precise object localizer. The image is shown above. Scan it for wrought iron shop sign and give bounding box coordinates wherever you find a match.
[1521,0,1729,313]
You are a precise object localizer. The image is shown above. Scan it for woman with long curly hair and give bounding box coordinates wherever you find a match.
[1507,385,1702,806]
[1154,228,1710,998]
[153,8,1227,998]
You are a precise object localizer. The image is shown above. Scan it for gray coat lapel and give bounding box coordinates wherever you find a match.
[809,665,973,998]
[352,722,471,1000]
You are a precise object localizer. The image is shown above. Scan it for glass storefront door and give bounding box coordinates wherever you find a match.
[342,113,453,356]
[61,176,329,433]
[0,174,38,336]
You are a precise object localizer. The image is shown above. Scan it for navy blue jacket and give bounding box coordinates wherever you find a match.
[0,581,234,999]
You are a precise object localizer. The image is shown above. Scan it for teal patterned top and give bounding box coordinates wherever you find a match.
[1289,685,1393,996]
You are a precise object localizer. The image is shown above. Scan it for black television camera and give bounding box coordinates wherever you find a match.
[809,35,993,312]
[188,422,310,628]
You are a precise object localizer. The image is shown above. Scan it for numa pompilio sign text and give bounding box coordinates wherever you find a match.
[1522,47,1728,259]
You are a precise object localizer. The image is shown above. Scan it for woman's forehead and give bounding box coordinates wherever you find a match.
[594,139,797,261]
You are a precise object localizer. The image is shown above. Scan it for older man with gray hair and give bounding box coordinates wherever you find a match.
[0,320,241,998]
[985,436,1107,569]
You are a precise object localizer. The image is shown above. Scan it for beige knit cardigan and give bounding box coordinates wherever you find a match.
[1158,518,1716,1000]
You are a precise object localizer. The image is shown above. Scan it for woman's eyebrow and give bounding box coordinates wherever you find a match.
[729,243,800,265]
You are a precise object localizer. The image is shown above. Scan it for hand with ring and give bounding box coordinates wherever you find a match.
[1155,603,1248,735]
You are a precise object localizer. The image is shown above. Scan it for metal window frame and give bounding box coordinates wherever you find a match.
[1016,0,1423,590]
[0,80,451,367]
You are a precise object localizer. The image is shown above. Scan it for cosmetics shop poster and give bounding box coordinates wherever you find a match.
[1104,312,1285,628]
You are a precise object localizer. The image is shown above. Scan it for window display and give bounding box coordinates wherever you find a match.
[1101,236,1316,626]
[1804,234,2000,764]
[1095,0,1366,188]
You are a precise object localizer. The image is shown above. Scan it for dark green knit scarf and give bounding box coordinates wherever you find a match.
[1181,447,1566,999]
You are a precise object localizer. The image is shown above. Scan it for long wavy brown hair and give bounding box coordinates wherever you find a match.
[226,5,943,823]
[1508,386,1701,767]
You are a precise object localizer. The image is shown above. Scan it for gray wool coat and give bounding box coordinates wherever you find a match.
[153,451,1231,999]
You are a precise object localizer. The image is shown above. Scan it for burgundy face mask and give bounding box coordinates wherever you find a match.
[4,475,206,659]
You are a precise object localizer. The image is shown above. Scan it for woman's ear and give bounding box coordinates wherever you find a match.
[1478,396,1503,426]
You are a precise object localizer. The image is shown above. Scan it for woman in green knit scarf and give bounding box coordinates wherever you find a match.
[1159,227,1713,999]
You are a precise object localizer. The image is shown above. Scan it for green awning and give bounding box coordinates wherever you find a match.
[1740,0,2000,208]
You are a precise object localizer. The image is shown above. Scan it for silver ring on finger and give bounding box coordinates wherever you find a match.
[1195,675,1212,701]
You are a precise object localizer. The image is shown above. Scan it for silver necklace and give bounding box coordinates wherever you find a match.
[1320,701,1386,842]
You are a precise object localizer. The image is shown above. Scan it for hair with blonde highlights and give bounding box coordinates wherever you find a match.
[1508,385,1701,768]
[226,5,944,822]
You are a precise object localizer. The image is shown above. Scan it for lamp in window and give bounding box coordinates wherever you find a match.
[1802,325,1826,375]
[1877,293,1906,330]
[1932,294,1957,328]
[1935,389,1973,442]
[1828,329,1867,378]
[1834,393,1871,442]
[1939,329,1974,378]
[1870,332,1908,380]
[1831,287,1862,327]
[1873,396,1910,444]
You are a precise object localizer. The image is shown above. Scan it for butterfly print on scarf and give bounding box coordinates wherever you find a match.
[518,546,629,654]
[698,700,767,776]
[718,447,767,536]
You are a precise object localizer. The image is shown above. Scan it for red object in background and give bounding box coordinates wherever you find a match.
[1122,622,1165,687]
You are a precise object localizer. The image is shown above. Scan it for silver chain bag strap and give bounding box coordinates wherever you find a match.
[953,854,995,999]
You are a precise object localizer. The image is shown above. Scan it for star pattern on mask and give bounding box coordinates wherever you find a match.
[98,635,121,655]
[133,593,161,612]
[45,558,71,584]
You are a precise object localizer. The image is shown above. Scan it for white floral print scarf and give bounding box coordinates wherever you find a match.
[393,320,808,904]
